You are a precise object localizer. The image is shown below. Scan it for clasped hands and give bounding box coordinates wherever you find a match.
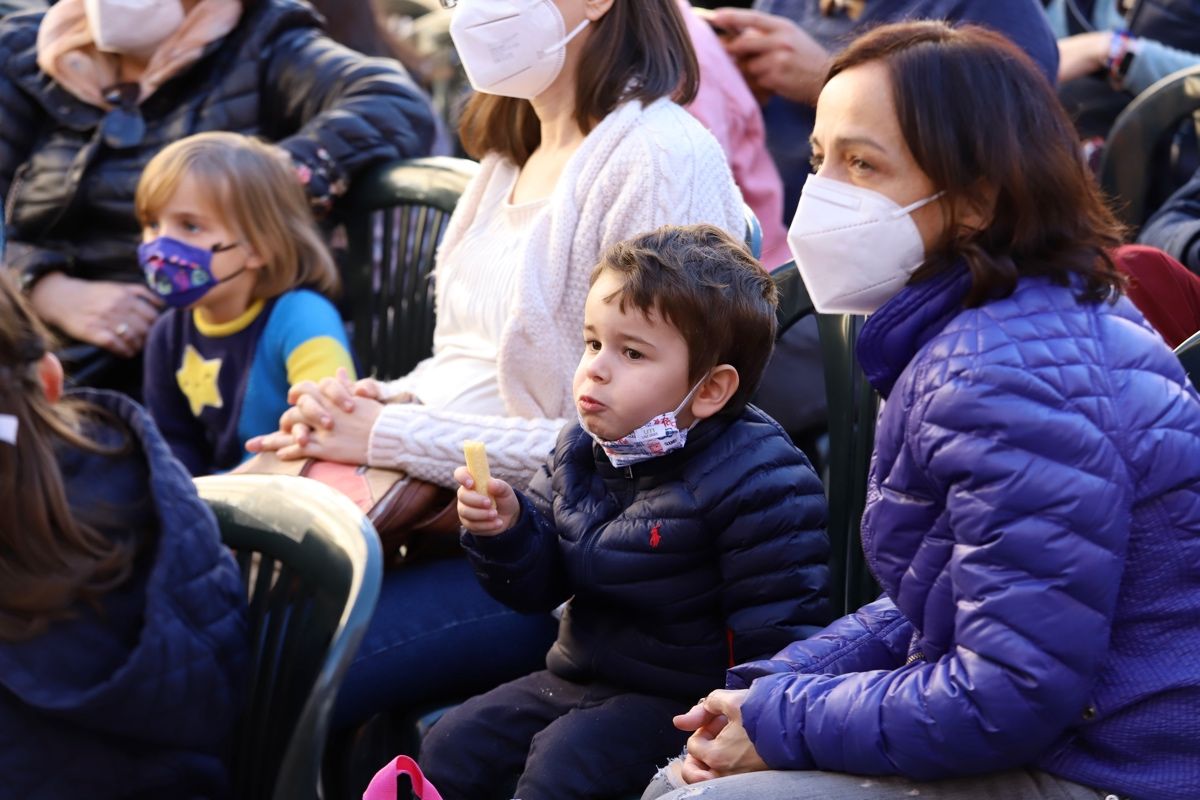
[245,367,400,464]
[672,689,768,785]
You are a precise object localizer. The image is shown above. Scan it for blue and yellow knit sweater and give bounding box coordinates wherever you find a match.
[143,288,355,475]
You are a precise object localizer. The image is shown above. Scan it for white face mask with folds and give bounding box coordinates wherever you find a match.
[448,0,590,100]
[84,0,185,58]
[787,174,943,315]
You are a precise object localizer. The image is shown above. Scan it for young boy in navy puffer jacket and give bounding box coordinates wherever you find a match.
[419,224,831,800]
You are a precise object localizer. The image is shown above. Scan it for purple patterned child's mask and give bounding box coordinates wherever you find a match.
[139,236,240,309]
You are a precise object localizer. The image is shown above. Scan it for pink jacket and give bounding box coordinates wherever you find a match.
[680,0,791,268]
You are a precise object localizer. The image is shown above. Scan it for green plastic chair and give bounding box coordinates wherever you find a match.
[195,474,384,800]
[1175,328,1200,390]
[770,261,880,618]
[1098,64,1200,230]
[338,156,480,381]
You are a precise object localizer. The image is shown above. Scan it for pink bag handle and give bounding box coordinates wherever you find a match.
[363,755,444,800]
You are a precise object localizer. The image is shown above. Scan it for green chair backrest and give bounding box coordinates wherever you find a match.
[338,156,480,381]
[195,474,383,800]
[1175,328,1200,390]
[1098,64,1200,230]
[770,261,880,618]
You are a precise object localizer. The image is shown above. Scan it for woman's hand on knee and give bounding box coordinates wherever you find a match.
[673,697,729,784]
[682,690,768,781]
[674,699,728,736]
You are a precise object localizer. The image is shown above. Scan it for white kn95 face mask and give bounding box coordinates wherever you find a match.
[449,0,590,100]
[787,174,943,315]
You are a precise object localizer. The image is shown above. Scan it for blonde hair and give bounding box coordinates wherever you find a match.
[135,132,340,300]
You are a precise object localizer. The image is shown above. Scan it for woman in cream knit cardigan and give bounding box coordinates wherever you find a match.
[249,0,746,727]
[347,97,742,489]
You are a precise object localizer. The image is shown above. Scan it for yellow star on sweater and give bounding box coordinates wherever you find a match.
[176,345,224,417]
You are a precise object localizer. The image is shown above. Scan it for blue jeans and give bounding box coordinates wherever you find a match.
[332,556,559,729]
[641,765,1110,800]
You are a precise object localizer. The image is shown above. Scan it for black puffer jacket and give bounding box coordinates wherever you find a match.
[462,406,832,701]
[0,0,435,286]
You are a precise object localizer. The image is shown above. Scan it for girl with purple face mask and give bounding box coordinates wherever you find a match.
[0,0,435,392]
[134,131,355,477]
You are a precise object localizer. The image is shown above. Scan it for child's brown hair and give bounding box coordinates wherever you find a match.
[592,224,778,416]
[0,273,137,642]
[135,131,340,300]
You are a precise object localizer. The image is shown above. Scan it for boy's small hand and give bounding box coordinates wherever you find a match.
[454,466,518,535]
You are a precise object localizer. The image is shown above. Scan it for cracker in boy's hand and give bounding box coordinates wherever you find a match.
[463,440,492,506]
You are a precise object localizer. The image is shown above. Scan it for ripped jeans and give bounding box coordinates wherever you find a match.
[640,763,1113,800]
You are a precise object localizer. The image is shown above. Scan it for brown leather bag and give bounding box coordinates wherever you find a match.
[235,452,460,564]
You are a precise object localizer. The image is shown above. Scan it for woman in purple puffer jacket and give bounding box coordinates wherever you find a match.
[644,20,1200,800]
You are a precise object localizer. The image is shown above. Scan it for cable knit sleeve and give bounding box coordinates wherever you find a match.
[367,402,564,490]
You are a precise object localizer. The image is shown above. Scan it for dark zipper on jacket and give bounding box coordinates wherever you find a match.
[582,465,635,589]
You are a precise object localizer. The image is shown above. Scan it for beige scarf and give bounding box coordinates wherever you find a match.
[36,0,243,110]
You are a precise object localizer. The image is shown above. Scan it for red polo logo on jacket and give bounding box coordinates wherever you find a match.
[649,523,662,549]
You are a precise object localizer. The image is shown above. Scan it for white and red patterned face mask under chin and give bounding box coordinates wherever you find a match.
[579,379,706,469]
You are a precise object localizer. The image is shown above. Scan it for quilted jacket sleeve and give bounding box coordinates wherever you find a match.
[726,595,912,689]
[0,16,61,284]
[460,447,572,614]
[262,26,435,211]
[711,419,832,664]
[0,19,37,207]
[1138,168,1200,275]
[739,362,1130,778]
